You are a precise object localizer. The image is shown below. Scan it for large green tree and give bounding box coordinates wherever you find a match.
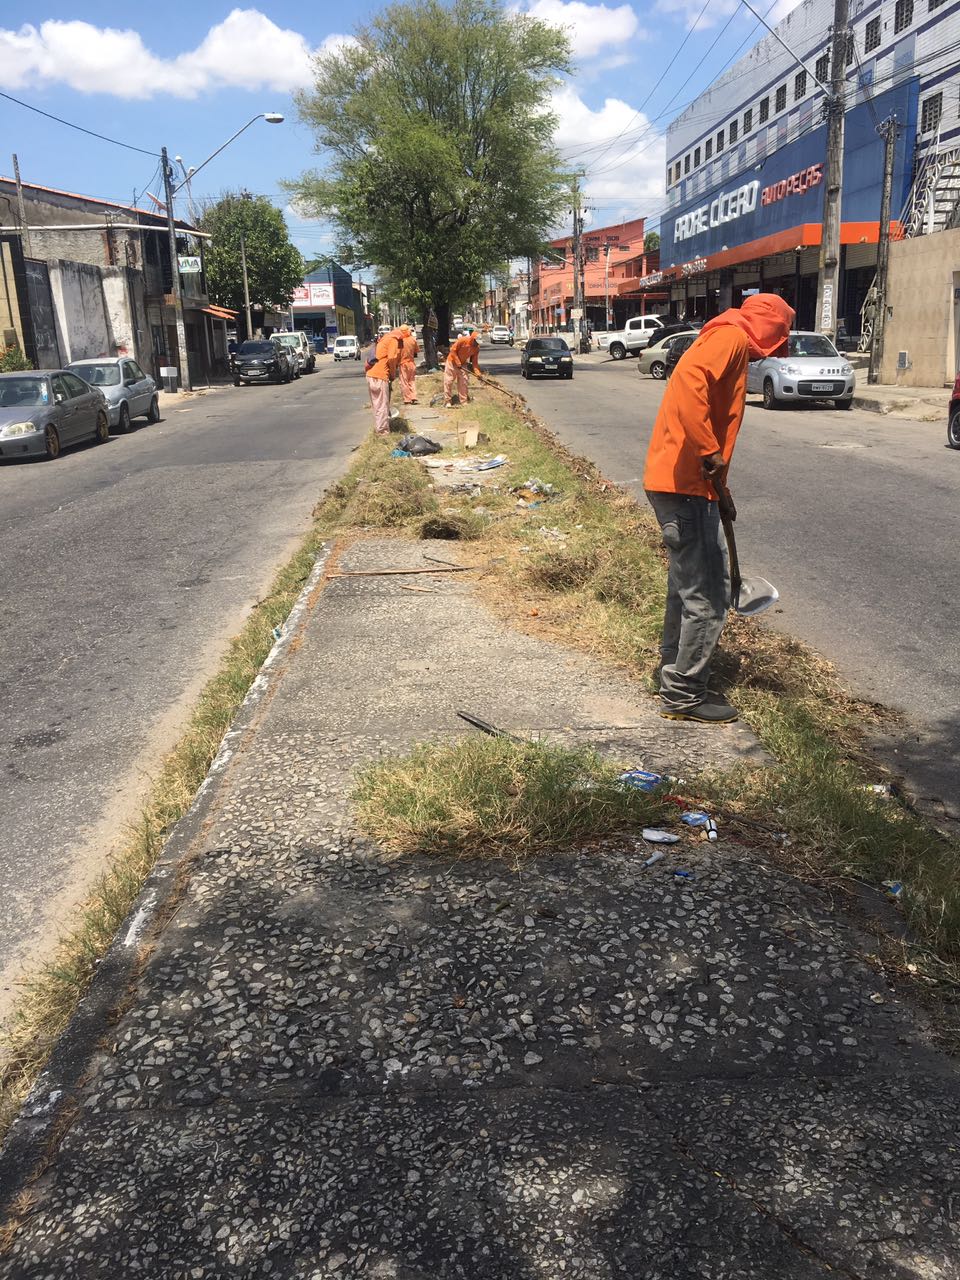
[199,194,304,331]
[287,0,571,338]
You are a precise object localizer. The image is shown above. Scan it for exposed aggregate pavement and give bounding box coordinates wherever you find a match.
[3,538,958,1278]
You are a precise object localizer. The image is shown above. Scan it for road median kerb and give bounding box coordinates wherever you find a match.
[0,543,334,1213]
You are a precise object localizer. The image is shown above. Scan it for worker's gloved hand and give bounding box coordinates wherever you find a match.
[701,451,726,479]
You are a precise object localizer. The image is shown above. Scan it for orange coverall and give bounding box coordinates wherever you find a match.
[443,334,480,405]
[366,331,401,435]
[399,332,420,405]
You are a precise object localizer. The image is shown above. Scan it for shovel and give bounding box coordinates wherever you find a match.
[711,478,779,617]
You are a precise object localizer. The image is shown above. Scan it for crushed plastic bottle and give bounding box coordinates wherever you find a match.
[673,869,695,881]
[642,850,666,868]
[641,828,681,844]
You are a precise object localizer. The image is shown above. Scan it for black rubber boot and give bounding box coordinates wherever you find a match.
[659,699,739,724]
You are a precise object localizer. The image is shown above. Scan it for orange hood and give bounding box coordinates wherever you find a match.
[699,293,795,360]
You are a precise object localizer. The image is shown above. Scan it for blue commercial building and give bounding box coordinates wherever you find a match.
[647,0,960,335]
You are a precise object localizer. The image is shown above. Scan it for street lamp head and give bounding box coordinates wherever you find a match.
[263,112,284,124]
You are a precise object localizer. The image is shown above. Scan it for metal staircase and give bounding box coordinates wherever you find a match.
[858,129,960,351]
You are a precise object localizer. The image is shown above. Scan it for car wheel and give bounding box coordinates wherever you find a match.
[609,343,626,360]
[949,408,960,449]
[566,371,574,380]
[147,395,161,423]
[521,368,528,379]
[44,424,61,460]
[234,378,242,386]
[117,402,131,433]
[94,409,109,444]
[651,361,666,379]
[762,378,779,410]
[834,398,853,410]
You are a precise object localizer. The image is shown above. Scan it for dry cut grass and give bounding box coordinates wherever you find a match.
[353,736,666,859]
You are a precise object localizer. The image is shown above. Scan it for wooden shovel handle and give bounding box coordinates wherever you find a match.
[710,476,742,603]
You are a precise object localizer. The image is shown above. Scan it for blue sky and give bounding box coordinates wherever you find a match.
[0,1,799,255]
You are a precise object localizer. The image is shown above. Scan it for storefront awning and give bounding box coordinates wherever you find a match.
[659,221,891,281]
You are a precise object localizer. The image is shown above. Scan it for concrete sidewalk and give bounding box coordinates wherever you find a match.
[2,537,959,1278]
[850,380,948,419]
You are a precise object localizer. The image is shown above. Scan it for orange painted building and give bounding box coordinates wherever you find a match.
[530,216,666,332]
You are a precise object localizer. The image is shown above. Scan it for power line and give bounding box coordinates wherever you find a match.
[0,88,160,157]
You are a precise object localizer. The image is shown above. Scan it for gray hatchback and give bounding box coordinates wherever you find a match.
[67,357,159,432]
[0,371,109,460]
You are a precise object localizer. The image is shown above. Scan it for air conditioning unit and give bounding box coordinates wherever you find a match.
[897,350,911,370]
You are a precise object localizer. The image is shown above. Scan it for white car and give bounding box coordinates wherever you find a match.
[489,325,513,345]
[274,330,316,374]
[635,331,693,380]
[606,315,664,359]
[334,335,361,361]
[747,331,855,410]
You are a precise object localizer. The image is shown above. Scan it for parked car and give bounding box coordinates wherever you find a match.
[747,331,855,410]
[0,370,109,460]
[274,331,316,374]
[489,325,513,346]
[233,339,294,386]
[520,336,573,379]
[606,315,664,360]
[334,335,361,362]
[665,331,699,378]
[948,372,960,449]
[636,329,696,380]
[66,357,159,432]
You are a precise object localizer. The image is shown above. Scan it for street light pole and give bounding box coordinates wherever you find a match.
[161,146,192,392]
[240,229,253,340]
[868,114,900,384]
[815,0,849,340]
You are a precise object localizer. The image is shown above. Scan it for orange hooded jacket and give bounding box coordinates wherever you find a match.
[368,330,403,382]
[643,293,795,498]
[446,334,480,373]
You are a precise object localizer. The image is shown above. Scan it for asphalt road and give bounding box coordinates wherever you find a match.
[0,358,370,1019]
[482,343,960,819]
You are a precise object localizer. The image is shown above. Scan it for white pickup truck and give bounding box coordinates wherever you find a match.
[601,315,664,360]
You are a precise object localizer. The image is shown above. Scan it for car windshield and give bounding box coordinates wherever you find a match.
[336,338,355,345]
[276,335,299,345]
[68,362,121,386]
[528,339,569,351]
[0,376,49,408]
[238,341,275,355]
[789,334,839,358]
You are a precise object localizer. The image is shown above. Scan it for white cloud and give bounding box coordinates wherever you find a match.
[517,0,645,59]
[657,0,803,29]
[0,9,349,99]
[553,85,666,219]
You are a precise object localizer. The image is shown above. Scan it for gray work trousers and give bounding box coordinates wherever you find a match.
[646,492,731,709]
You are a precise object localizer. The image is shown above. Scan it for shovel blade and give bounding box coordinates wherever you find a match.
[734,575,779,617]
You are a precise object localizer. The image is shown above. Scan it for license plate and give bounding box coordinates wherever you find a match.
[810,382,833,392]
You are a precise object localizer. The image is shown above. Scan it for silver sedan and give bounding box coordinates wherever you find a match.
[67,357,160,432]
[0,371,109,460]
[747,331,855,410]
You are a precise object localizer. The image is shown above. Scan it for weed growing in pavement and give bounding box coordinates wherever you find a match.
[321,376,960,995]
[353,736,666,859]
[0,537,324,1142]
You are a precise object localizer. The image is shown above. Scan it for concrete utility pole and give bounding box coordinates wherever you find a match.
[815,0,849,341]
[868,115,900,384]
[570,172,590,354]
[161,146,192,391]
[12,154,31,259]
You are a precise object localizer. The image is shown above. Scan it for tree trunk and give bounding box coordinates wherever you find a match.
[421,304,439,371]
[435,301,451,346]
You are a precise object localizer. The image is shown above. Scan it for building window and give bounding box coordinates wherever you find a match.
[759,96,769,123]
[865,16,880,51]
[717,127,725,151]
[729,118,739,143]
[775,84,787,112]
[845,32,855,65]
[684,154,691,174]
[743,107,752,133]
[815,52,829,82]
[694,145,701,166]
[894,0,913,31]
[921,91,943,133]
[794,70,807,100]
[586,245,599,262]
[929,0,946,9]
[705,138,713,159]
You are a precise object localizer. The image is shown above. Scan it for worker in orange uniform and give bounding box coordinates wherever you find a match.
[443,326,481,407]
[643,293,794,724]
[365,327,402,435]
[398,324,420,405]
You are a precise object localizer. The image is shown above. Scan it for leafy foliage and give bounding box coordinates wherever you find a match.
[0,343,33,372]
[199,194,304,325]
[644,231,660,254]
[287,0,571,332]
